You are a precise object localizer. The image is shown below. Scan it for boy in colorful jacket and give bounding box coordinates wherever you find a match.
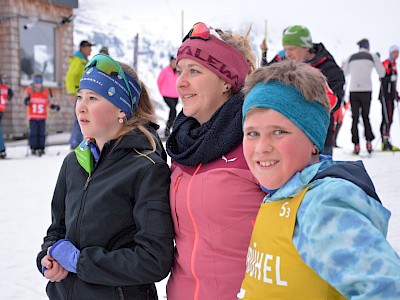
[238,61,400,299]
[24,74,60,156]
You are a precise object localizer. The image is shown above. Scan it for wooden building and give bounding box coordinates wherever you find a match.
[0,0,78,139]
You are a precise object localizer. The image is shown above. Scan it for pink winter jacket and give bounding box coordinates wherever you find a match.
[166,144,265,300]
[157,66,179,98]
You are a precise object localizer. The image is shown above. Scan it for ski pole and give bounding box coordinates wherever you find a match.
[396,100,400,127]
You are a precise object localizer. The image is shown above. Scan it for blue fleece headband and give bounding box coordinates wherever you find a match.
[79,66,139,117]
[242,81,329,152]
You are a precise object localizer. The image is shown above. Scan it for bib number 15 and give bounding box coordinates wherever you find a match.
[32,103,45,114]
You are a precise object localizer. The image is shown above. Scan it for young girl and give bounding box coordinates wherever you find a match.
[36,54,174,299]
[24,74,60,156]
[238,61,400,299]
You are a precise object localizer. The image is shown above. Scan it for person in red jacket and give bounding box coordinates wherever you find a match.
[157,56,179,138]
[0,74,13,159]
[24,74,60,156]
[379,45,400,151]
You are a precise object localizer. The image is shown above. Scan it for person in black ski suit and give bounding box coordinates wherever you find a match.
[260,25,345,157]
[379,45,400,151]
[36,54,174,300]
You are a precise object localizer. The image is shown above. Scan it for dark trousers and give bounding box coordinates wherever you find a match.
[29,119,46,150]
[350,91,375,144]
[70,101,83,149]
[70,117,83,149]
[0,112,5,152]
[380,97,394,139]
[163,96,178,130]
[322,115,335,156]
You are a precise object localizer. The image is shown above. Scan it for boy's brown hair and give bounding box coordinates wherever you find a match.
[243,60,331,113]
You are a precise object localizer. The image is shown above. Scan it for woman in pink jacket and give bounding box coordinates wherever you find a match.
[165,22,266,300]
[157,56,179,138]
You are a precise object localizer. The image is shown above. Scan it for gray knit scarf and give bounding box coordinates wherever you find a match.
[166,93,244,166]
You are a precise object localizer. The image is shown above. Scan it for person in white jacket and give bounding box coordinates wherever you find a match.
[343,38,385,154]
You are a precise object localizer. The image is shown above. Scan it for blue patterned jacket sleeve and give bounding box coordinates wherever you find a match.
[291,161,400,299]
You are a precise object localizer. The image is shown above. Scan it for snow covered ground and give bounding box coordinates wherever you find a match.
[1,97,399,299]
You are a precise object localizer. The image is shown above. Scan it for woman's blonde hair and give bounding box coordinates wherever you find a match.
[117,62,158,152]
[216,27,256,75]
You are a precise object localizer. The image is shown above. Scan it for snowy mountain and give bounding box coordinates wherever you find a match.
[71,6,279,133]
[72,3,185,128]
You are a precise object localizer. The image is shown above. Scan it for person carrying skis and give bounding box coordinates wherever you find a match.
[260,37,286,67]
[379,45,400,151]
[24,73,60,156]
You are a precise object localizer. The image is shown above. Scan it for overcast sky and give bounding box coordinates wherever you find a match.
[80,0,399,64]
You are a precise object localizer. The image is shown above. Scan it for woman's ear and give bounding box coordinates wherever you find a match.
[223,82,232,93]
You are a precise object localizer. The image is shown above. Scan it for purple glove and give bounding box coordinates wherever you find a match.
[49,239,80,273]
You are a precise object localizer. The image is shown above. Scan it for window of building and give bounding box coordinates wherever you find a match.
[19,20,56,85]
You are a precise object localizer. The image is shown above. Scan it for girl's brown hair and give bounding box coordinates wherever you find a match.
[118,62,158,152]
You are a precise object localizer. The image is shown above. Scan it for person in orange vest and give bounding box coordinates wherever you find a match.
[0,74,13,159]
[24,74,60,156]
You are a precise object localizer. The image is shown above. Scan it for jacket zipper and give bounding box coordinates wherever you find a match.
[73,175,91,249]
[84,175,91,190]
[186,163,202,300]
[117,286,125,299]
[173,175,182,193]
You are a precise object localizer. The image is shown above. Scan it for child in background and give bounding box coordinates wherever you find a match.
[0,74,13,159]
[238,60,400,299]
[24,74,60,156]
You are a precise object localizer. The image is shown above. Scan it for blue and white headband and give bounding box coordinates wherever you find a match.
[79,66,141,117]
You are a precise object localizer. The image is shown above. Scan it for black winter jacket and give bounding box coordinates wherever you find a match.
[36,125,174,300]
[307,43,345,112]
[307,43,345,148]
[260,43,345,149]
